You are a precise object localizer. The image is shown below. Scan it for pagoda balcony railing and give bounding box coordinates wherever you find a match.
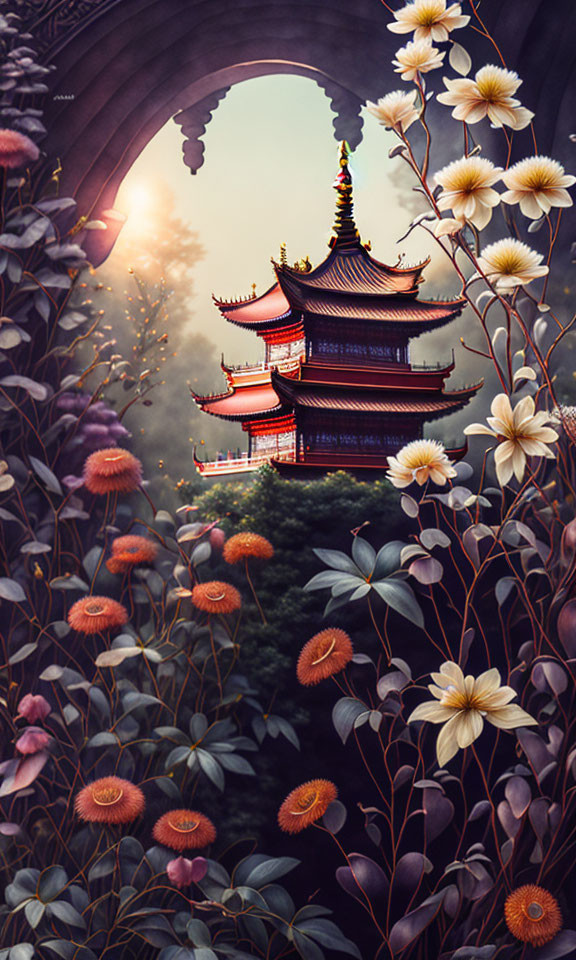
[227,355,304,375]
[410,359,454,371]
[196,447,296,476]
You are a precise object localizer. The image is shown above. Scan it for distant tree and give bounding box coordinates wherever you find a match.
[73,178,240,485]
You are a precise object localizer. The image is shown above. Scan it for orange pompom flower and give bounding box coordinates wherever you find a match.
[223,533,274,564]
[278,779,338,834]
[106,534,158,574]
[505,885,562,947]
[152,810,216,851]
[297,628,354,686]
[75,776,145,824]
[191,581,241,615]
[83,447,143,495]
[0,129,39,168]
[68,596,128,634]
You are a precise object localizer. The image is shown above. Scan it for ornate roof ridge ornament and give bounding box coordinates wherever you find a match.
[330,140,360,249]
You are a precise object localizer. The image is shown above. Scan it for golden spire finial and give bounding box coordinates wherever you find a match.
[280,242,288,267]
[251,282,257,298]
[330,140,360,248]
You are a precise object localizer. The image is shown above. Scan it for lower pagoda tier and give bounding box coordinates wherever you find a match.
[193,141,483,479]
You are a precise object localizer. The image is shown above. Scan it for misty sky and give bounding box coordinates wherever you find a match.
[107,75,491,454]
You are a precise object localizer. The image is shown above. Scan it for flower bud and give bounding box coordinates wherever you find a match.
[17,694,51,724]
[166,856,208,889]
[15,727,51,756]
[209,528,226,552]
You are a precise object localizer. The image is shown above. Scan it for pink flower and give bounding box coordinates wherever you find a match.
[18,694,51,724]
[166,856,208,890]
[0,129,40,168]
[15,727,51,756]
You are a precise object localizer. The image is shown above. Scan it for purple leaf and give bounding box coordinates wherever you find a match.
[336,853,389,902]
[557,600,576,657]
[548,803,561,832]
[461,628,475,666]
[497,800,520,839]
[423,787,454,843]
[0,577,26,603]
[392,852,433,894]
[517,729,554,776]
[389,890,446,954]
[0,822,21,836]
[332,697,368,745]
[468,801,491,822]
[459,861,493,901]
[505,776,531,818]
[377,671,409,700]
[534,931,576,960]
[409,556,443,584]
[0,751,49,796]
[0,375,48,401]
[419,528,451,550]
[0,759,18,778]
[452,947,496,959]
[544,662,568,696]
[393,765,414,791]
[443,884,460,918]
[528,798,549,840]
[322,800,347,834]
[532,661,568,697]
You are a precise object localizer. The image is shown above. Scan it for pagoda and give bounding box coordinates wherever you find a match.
[193,142,482,477]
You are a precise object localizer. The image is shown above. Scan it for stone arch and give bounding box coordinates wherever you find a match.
[41,0,396,224]
[28,0,575,263]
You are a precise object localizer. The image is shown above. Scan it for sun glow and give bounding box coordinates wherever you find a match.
[117,180,156,232]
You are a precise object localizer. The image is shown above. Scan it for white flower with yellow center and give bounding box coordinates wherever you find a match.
[435,156,502,230]
[437,64,534,130]
[393,39,445,82]
[464,393,558,486]
[408,661,537,767]
[470,238,548,293]
[388,0,470,41]
[501,156,576,220]
[387,439,457,488]
[366,90,420,133]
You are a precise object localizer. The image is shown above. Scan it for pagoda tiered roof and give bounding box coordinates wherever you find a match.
[300,358,456,389]
[277,244,427,297]
[213,284,292,330]
[276,270,465,329]
[192,380,285,421]
[271,369,482,422]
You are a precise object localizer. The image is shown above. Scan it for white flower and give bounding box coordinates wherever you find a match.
[408,661,537,767]
[471,238,548,292]
[433,216,466,237]
[387,439,457,488]
[393,39,445,82]
[437,64,534,130]
[366,90,420,133]
[435,156,502,230]
[388,0,470,42]
[464,393,558,486]
[0,460,14,492]
[501,156,576,220]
